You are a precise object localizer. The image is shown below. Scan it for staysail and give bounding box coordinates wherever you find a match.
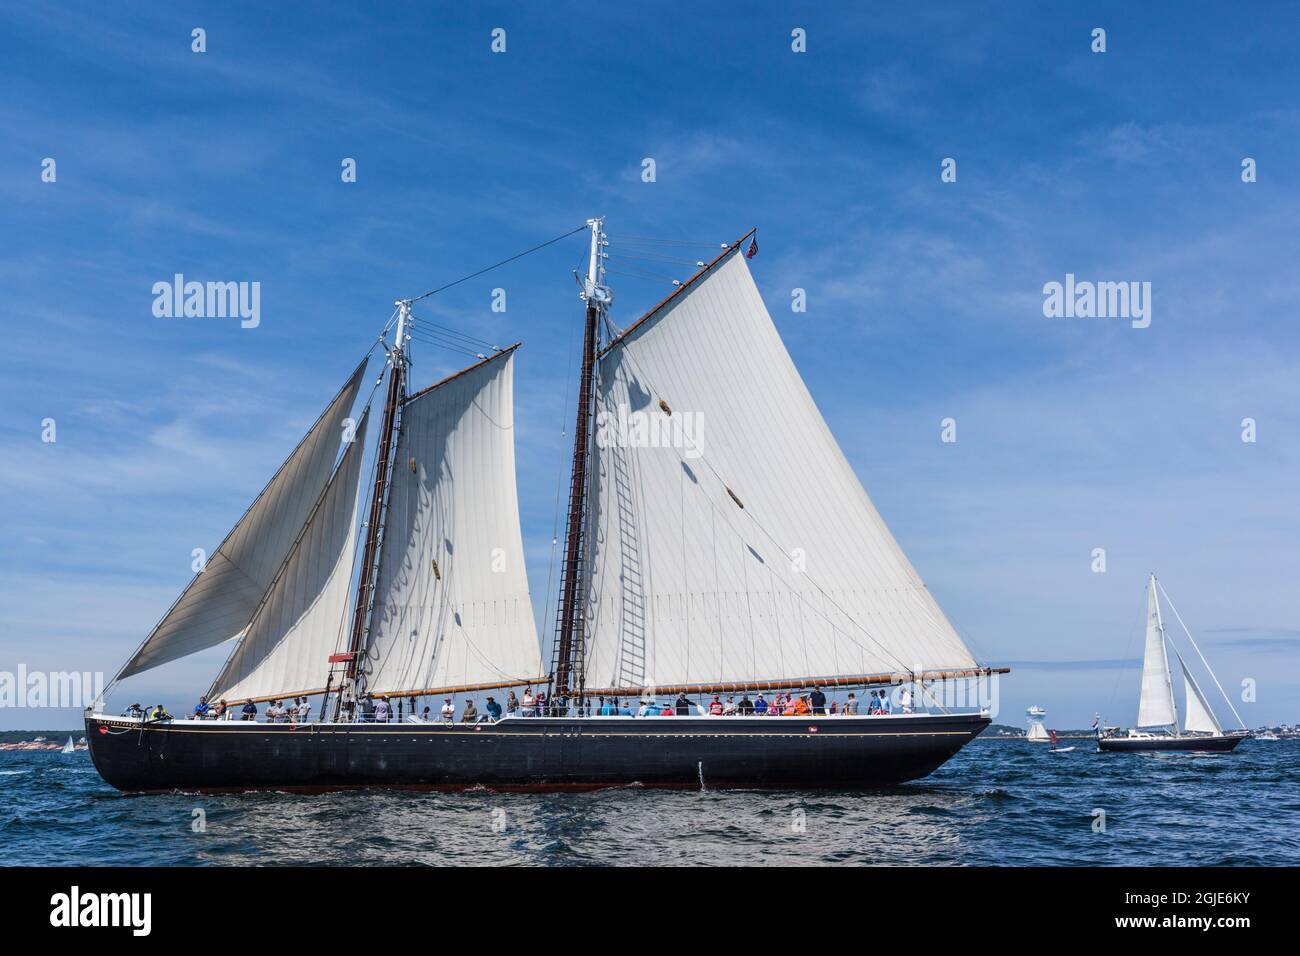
[113,361,368,683]
[1137,576,1178,728]
[362,348,544,696]
[208,410,369,703]
[581,241,979,693]
[1179,657,1222,735]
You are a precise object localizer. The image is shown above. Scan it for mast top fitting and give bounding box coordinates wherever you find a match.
[581,217,613,309]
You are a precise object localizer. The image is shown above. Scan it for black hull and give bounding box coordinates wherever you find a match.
[1097,733,1247,753]
[85,713,988,794]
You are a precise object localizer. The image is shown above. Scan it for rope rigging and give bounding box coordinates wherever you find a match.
[406,224,590,303]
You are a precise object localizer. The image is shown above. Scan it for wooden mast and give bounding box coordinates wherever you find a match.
[552,219,609,708]
[337,301,411,717]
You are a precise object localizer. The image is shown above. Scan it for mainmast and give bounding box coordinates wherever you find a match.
[551,218,611,708]
[1152,573,1179,731]
[338,300,412,715]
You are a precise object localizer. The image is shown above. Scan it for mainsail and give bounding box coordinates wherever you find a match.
[208,410,369,703]
[580,241,979,693]
[363,348,544,696]
[1137,576,1178,728]
[113,362,368,683]
[1179,657,1222,735]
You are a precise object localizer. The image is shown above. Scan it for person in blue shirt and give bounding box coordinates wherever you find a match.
[485,696,502,721]
[753,693,768,715]
[809,687,827,715]
[617,699,633,716]
[192,696,210,719]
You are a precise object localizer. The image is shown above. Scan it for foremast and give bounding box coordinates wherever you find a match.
[336,300,413,717]
[551,218,611,708]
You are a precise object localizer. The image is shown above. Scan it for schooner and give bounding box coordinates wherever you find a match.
[86,220,1006,792]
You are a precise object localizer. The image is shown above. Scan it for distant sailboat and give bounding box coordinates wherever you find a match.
[1026,706,1051,743]
[61,736,75,754]
[1098,575,1247,753]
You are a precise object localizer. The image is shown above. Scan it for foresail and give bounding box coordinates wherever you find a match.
[209,410,369,703]
[1179,657,1222,735]
[114,361,368,682]
[582,243,978,692]
[1137,578,1178,728]
[363,349,543,696]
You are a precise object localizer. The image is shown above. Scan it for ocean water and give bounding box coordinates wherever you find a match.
[2,737,1297,866]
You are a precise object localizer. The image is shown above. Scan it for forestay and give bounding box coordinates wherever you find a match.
[581,245,978,691]
[363,349,543,695]
[209,411,369,703]
[113,362,367,682]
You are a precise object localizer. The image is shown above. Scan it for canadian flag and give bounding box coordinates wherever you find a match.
[746,236,758,259]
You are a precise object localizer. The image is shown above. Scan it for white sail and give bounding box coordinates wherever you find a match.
[581,244,978,691]
[363,349,543,696]
[1137,576,1178,728]
[115,362,367,682]
[1180,657,1222,735]
[209,411,369,703]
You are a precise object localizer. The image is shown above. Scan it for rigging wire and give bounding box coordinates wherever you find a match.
[608,234,726,247]
[614,251,708,266]
[1155,580,1248,729]
[605,267,681,284]
[407,315,500,352]
[407,224,589,303]
[405,328,484,359]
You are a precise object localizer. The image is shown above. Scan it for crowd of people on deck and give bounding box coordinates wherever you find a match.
[134,684,918,724]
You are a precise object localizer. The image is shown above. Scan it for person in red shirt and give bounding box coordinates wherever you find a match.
[709,696,724,716]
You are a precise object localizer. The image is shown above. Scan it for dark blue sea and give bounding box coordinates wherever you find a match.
[3,738,1297,866]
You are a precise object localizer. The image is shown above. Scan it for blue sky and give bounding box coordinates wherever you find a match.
[2,2,1298,730]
